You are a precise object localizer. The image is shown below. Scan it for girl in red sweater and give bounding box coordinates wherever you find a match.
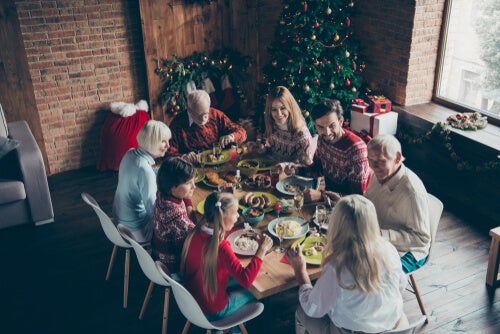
[180,191,273,329]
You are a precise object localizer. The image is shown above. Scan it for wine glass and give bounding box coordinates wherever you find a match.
[234,169,242,189]
[275,222,285,253]
[315,205,327,232]
[294,190,304,219]
[198,151,207,171]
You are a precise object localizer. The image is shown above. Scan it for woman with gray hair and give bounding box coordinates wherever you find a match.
[113,120,172,243]
[168,90,247,163]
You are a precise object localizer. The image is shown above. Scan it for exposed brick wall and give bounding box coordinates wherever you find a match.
[15,0,147,174]
[354,0,444,106]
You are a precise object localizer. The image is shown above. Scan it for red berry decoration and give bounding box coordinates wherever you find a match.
[294,36,301,43]
[313,78,320,85]
[345,79,351,86]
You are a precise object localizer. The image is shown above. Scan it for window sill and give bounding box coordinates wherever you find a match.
[394,103,500,153]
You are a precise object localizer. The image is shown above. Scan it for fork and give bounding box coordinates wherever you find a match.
[298,231,311,246]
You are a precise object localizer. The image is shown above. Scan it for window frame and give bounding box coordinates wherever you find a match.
[433,0,500,126]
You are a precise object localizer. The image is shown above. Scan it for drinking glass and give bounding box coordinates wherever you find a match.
[234,169,242,189]
[315,205,327,231]
[275,222,285,253]
[270,166,280,188]
[294,190,304,218]
[198,151,207,171]
[213,142,222,158]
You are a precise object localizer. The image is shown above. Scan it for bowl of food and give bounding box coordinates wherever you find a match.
[242,207,265,225]
[237,159,260,177]
[278,199,294,214]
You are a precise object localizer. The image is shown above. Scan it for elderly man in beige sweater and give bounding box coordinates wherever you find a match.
[364,134,431,273]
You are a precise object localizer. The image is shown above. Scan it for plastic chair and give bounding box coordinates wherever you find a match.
[81,192,132,308]
[155,261,264,334]
[384,316,427,334]
[407,193,443,324]
[117,224,173,334]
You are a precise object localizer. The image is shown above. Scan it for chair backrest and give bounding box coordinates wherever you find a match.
[384,315,427,334]
[155,261,215,330]
[81,192,130,249]
[427,193,444,259]
[117,224,168,286]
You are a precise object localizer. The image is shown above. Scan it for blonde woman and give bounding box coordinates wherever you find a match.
[181,192,272,332]
[113,120,171,243]
[263,86,314,164]
[286,195,408,334]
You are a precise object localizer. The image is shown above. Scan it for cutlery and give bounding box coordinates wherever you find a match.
[298,231,311,246]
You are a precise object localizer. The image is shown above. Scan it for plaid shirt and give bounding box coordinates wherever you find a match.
[168,108,247,155]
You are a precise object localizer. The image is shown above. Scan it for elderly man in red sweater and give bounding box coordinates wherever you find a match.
[168,90,247,163]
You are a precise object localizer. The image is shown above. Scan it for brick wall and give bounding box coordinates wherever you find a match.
[15,0,147,174]
[354,0,445,106]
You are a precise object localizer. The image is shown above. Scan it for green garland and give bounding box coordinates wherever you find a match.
[397,122,499,172]
[154,49,252,115]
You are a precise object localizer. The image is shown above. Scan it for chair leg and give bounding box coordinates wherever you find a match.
[106,245,118,280]
[181,321,190,334]
[409,273,428,324]
[139,281,155,320]
[123,249,130,309]
[162,287,170,334]
[486,234,500,288]
[239,323,249,334]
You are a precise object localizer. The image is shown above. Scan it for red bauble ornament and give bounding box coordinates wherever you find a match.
[345,79,351,86]
[352,62,357,71]
[346,17,351,27]
[313,21,320,28]
[294,36,301,43]
[313,78,320,85]
[336,64,342,71]
[303,2,308,12]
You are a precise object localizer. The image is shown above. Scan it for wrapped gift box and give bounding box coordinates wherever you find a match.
[350,110,398,137]
[367,95,392,113]
[351,98,369,113]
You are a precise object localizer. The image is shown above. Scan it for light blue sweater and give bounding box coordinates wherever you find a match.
[113,148,156,232]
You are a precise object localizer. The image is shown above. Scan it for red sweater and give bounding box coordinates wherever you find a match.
[168,107,247,155]
[307,129,371,194]
[182,229,262,314]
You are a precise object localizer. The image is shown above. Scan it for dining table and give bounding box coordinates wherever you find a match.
[190,148,326,300]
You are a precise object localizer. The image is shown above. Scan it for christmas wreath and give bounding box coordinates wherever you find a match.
[446,112,488,131]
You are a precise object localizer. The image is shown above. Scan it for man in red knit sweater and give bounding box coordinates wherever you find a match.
[289,99,371,203]
[168,90,247,163]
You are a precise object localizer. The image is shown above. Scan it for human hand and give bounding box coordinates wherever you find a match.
[286,245,307,271]
[323,191,341,206]
[182,152,198,163]
[219,134,234,148]
[284,163,298,176]
[255,234,273,258]
[303,188,322,202]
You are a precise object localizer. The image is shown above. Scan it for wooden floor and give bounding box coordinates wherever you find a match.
[0,167,498,333]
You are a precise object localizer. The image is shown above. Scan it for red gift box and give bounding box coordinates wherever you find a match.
[367,95,391,113]
[351,98,369,113]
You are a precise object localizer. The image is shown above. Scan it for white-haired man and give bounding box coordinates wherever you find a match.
[364,134,431,273]
[168,90,247,162]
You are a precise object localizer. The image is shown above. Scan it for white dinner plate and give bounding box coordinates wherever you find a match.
[226,229,259,256]
[267,217,308,240]
[276,176,313,196]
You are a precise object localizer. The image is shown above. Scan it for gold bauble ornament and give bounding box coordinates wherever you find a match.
[329,83,335,89]
[345,50,350,58]
[175,105,180,110]
[334,34,340,41]
[348,2,354,8]
[304,84,310,91]
[326,7,332,15]
[304,111,310,117]
[351,87,357,92]
[272,60,278,66]
[311,34,316,41]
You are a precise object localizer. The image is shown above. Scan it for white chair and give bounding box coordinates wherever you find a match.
[384,316,427,334]
[117,224,174,334]
[81,192,131,308]
[155,261,264,334]
[407,193,444,324]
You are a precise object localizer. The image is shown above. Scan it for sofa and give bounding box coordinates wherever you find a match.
[0,120,54,229]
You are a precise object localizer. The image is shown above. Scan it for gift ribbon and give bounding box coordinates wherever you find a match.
[369,113,384,135]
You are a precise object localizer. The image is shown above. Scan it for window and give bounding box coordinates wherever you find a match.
[435,0,500,122]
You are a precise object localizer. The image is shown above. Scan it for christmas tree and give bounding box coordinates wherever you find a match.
[262,0,365,133]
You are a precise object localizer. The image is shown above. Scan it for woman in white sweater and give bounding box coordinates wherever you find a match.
[287,195,408,334]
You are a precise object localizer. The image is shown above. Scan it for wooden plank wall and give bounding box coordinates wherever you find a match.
[0,0,48,170]
[139,0,281,122]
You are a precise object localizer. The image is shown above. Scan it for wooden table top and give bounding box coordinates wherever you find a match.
[191,152,324,300]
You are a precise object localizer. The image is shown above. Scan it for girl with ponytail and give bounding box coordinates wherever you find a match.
[181,191,273,326]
